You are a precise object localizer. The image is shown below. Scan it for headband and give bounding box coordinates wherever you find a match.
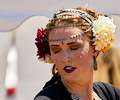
[47,9,96,29]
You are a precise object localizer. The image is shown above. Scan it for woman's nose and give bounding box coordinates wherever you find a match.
[62,52,71,63]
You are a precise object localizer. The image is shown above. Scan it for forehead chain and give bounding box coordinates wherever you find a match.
[47,27,91,42]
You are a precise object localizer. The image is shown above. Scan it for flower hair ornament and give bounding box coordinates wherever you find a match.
[35,9,116,63]
[35,28,53,63]
[92,16,116,53]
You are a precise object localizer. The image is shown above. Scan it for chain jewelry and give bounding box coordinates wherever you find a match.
[62,80,101,100]
[47,27,91,42]
[47,9,96,29]
[49,9,96,24]
[71,94,82,100]
[92,91,102,100]
[47,23,90,29]
[71,91,102,100]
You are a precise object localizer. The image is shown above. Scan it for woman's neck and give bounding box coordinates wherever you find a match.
[61,77,93,100]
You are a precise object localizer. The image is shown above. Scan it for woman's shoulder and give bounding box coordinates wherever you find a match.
[93,82,120,100]
[34,96,51,100]
[34,83,61,100]
[34,75,71,100]
[93,81,120,91]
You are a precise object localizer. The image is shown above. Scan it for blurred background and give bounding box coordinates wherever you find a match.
[0,0,120,100]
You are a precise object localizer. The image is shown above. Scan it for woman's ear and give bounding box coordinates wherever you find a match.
[92,46,99,57]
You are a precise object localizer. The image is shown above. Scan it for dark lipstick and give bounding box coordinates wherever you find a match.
[64,66,76,73]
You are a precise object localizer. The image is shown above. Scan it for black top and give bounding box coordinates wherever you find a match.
[34,75,120,100]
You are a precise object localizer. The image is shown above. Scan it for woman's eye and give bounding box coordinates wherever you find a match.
[70,45,79,50]
[71,47,79,50]
[54,50,60,54]
[51,48,61,54]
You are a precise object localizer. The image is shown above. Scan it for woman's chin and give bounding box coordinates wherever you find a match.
[63,75,81,83]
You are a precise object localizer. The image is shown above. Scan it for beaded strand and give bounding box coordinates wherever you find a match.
[47,27,91,42]
[46,23,90,29]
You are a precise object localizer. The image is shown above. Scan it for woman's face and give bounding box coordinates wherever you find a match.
[49,27,95,84]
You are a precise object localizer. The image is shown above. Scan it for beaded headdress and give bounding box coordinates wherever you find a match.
[35,8,116,63]
[46,9,96,29]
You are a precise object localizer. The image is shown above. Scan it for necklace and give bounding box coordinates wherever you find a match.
[92,91,102,100]
[71,94,82,100]
[61,81,102,100]
[71,91,102,100]
[62,82,101,100]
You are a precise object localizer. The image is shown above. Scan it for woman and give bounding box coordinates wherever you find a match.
[34,7,120,100]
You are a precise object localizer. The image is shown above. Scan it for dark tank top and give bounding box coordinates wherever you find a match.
[34,75,120,100]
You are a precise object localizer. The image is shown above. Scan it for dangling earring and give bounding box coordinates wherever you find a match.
[93,56,97,70]
[52,64,58,76]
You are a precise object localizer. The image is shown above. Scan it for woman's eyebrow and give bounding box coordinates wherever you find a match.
[67,42,77,45]
[50,45,59,47]
[50,42,78,46]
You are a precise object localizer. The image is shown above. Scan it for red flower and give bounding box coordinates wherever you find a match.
[35,28,50,60]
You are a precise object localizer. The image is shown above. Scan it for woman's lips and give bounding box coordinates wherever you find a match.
[63,66,76,73]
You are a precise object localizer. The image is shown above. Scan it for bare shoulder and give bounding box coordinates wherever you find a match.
[34,96,51,100]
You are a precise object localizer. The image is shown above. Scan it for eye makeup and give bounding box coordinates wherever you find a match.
[51,47,61,54]
[79,43,89,59]
[50,36,90,61]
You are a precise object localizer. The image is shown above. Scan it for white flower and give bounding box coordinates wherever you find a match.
[92,16,116,52]
[44,54,54,63]
[38,54,54,63]
[39,57,44,61]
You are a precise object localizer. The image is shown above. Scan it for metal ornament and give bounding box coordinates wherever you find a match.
[93,56,97,70]
[48,27,91,42]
